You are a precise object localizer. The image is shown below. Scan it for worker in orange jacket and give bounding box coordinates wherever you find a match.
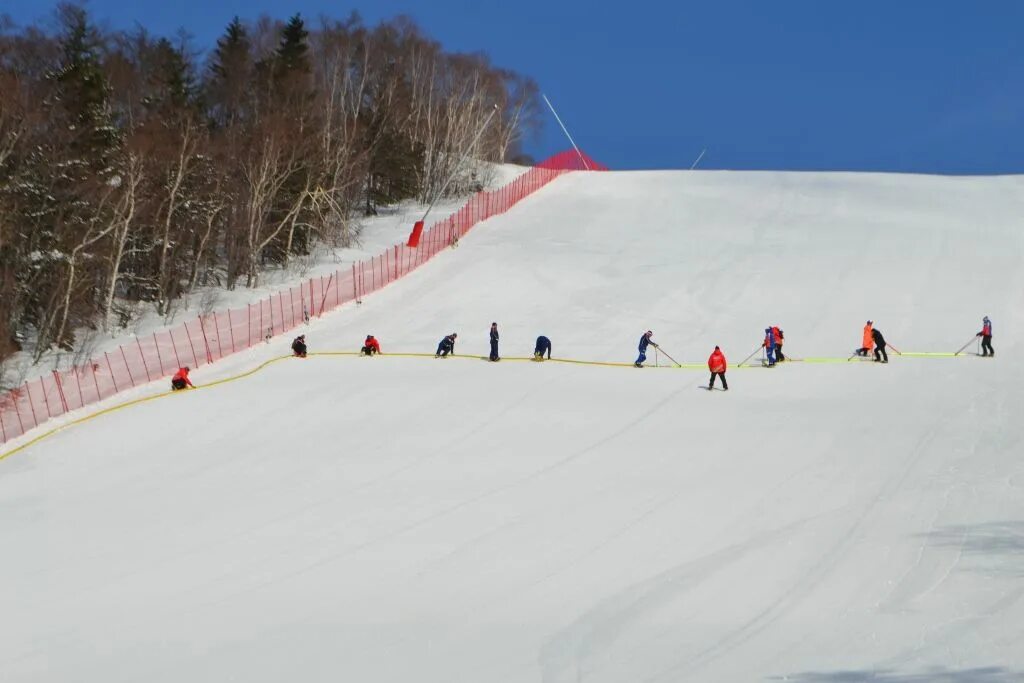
[707,346,728,391]
[171,366,193,391]
[856,321,874,357]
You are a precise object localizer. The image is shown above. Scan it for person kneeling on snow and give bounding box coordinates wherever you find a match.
[361,335,381,356]
[292,334,308,358]
[708,346,728,391]
[171,366,193,391]
[534,335,552,360]
[436,333,457,357]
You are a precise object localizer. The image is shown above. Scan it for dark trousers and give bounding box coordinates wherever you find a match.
[874,344,888,362]
[776,345,785,361]
[709,372,728,390]
[171,378,188,391]
[436,342,452,357]
[361,346,377,355]
[856,347,870,357]
[490,340,499,361]
[981,335,994,355]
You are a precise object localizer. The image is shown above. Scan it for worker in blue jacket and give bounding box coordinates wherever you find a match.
[635,330,657,368]
[534,336,552,360]
[762,327,777,367]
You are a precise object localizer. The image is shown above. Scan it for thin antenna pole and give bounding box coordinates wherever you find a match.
[689,148,706,170]
[542,93,590,170]
[420,104,500,224]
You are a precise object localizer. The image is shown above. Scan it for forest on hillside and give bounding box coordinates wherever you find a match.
[0,4,540,364]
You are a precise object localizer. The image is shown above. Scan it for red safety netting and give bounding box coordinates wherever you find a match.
[0,150,606,446]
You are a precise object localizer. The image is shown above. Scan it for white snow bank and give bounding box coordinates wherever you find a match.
[1,169,1023,682]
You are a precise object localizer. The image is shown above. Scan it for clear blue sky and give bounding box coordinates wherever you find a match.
[3,0,1023,173]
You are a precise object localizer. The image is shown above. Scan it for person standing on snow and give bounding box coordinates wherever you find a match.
[871,326,889,363]
[171,366,193,391]
[977,316,994,356]
[489,322,500,361]
[635,330,657,367]
[856,321,875,357]
[291,334,308,358]
[773,326,785,362]
[762,327,777,367]
[361,335,381,356]
[534,335,552,360]
[708,346,729,390]
[436,333,457,357]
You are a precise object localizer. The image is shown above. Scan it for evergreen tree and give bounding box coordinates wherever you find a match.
[153,38,196,114]
[207,17,251,128]
[50,4,117,171]
[275,14,309,76]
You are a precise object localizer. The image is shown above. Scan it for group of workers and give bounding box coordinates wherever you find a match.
[169,316,995,392]
[855,321,889,362]
[434,326,552,361]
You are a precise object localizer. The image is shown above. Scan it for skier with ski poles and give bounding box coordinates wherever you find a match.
[534,335,552,360]
[977,316,994,357]
[707,346,728,391]
[635,330,657,368]
[291,334,308,358]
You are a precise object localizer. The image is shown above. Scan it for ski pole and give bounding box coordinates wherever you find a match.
[737,345,762,367]
[653,345,681,367]
[887,343,902,355]
[954,335,978,356]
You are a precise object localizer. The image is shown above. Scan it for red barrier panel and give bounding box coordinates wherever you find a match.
[0,150,605,446]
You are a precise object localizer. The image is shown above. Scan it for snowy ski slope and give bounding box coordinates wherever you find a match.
[2,170,1023,682]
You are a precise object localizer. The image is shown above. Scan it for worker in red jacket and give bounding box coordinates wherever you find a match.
[707,346,728,391]
[361,335,381,356]
[171,366,193,391]
[772,326,785,362]
[977,316,994,356]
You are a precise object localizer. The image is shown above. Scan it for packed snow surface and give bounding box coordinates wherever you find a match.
[2,170,1023,682]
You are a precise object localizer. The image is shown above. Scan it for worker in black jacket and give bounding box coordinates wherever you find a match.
[489,322,500,361]
[871,327,888,363]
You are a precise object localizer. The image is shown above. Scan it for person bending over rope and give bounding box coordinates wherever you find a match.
[361,335,381,356]
[171,366,193,390]
[436,333,457,357]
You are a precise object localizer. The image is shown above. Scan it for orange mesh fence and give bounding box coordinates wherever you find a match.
[0,150,606,444]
